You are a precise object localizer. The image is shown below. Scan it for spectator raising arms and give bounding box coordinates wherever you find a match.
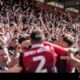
[0,0,80,73]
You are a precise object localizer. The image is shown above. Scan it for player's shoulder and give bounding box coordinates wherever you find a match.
[43,41,65,50]
[43,41,54,46]
[43,41,59,47]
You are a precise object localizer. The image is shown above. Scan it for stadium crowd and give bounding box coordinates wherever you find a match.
[0,0,80,73]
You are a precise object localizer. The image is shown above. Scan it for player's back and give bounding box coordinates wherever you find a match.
[22,44,56,73]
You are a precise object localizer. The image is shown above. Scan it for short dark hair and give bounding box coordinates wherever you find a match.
[74,51,80,56]
[30,29,44,41]
[62,33,74,47]
[18,36,30,44]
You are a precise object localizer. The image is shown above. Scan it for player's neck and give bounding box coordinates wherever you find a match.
[32,43,44,48]
[31,40,42,45]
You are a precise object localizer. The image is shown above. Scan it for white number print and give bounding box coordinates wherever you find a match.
[33,56,47,73]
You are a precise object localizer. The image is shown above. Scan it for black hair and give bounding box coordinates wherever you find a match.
[30,29,43,41]
[0,45,3,49]
[74,51,80,56]
[18,36,30,44]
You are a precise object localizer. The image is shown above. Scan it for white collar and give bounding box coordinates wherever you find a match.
[32,44,44,48]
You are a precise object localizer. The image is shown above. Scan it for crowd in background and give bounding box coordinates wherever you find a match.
[0,0,80,71]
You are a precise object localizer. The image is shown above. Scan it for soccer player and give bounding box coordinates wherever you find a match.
[20,29,57,73]
[43,33,80,73]
[0,30,80,73]
[19,29,80,73]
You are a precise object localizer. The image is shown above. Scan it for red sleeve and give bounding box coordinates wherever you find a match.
[43,41,67,56]
[52,45,67,56]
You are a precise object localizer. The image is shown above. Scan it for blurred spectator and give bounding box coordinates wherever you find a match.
[0,0,80,73]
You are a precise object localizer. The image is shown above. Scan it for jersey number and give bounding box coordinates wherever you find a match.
[33,56,47,73]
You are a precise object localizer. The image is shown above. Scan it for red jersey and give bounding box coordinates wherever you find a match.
[43,41,73,73]
[22,43,57,73]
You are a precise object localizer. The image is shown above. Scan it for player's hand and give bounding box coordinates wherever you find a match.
[66,48,78,55]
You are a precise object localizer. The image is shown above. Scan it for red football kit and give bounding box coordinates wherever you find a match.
[22,43,57,73]
[43,41,73,73]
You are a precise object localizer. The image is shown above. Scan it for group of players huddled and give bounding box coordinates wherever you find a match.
[0,0,80,73]
[0,29,80,73]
